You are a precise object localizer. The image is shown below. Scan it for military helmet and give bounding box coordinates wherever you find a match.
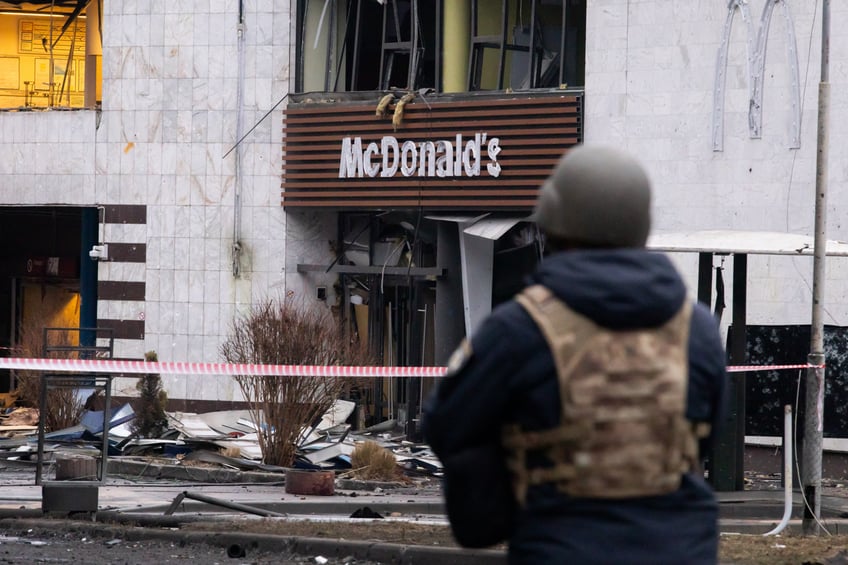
[531,145,652,248]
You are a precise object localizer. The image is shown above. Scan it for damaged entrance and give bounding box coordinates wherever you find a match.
[0,206,98,399]
[297,211,542,439]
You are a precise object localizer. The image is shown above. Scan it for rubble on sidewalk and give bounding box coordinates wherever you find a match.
[0,398,443,485]
[0,407,39,437]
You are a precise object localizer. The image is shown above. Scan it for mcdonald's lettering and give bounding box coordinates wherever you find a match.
[712,0,801,151]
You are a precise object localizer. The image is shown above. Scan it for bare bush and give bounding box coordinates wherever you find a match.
[349,440,402,481]
[220,298,372,467]
[14,311,84,432]
[131,350,168,438]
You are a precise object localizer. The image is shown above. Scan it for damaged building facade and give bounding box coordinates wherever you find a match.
[285,0,848,441]
[284,0,585,431]
[0,1,291,409]
[3,0,848,442]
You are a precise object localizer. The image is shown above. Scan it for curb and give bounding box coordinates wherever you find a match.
[107,459,286,484]
[719,518,848,535]
[0,517,506,565]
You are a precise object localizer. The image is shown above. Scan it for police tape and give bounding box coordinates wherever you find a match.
[0,357,825,377]
[726,364,823,373]
[0,357,447,377]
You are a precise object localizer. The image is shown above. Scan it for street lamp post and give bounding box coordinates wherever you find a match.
[802,0,830,536]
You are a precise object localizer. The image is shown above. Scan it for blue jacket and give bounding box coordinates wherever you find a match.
[424,249,727,564]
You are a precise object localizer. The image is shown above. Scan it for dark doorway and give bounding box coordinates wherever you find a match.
[0,207,97,393]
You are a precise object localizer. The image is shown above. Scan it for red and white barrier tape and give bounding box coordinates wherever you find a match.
[0,357,447,378]
[726,363,823,373]
[0,357,825,377]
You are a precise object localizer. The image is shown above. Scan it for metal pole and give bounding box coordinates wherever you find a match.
[802,0,830,536]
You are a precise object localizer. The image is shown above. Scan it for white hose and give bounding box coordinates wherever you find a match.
[763,405,793,536]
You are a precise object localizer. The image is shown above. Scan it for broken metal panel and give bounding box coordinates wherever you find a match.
[166,412,228,440]
[463,216,524,240]
[459,227,494,337]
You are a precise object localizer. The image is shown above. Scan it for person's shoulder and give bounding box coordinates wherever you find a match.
[463,297,544,363]
[688,301,722,338]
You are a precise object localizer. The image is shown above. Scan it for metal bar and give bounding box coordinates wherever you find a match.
[171,491,286,518]
[697,252,713,306]
[164,492,186,516]
[435,0,442,91]
[332,0,354,91]
[351,0,362,89]
[730,253,748,490]
[296,0,307,92]
[379,1,388,89]
[559,0,567,86]
[497,0,508,89]
[36,374,47,486]
[100,376,111,483]
[298,264,445,277]
[468,0,478,90]
[408,0,419,89]
[325,0,336,92]
[528,0,538,88]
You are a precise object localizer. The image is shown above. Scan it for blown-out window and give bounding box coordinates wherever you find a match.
[0,0,101,110]
[295,0,584,94]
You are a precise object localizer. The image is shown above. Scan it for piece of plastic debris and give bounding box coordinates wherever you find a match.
[315,557,329,565]
[227,544,246,558]
[350,506,383,519]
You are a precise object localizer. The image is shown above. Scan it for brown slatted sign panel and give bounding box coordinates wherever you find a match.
[281,93,582,210]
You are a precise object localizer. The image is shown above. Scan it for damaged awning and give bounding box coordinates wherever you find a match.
[648,230,848,257]
[463,217,525,240]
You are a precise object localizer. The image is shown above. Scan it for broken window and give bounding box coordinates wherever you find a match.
[0,0,101,110]
[296,0,585,94]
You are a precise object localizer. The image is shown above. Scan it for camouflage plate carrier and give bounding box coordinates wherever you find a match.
[504,285,710,504]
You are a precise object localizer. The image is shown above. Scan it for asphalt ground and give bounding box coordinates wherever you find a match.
[1,459,848,563]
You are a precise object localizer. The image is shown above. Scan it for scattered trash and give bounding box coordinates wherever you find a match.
[350,506,384,519]
[227,543,246,558]
[104,539,122,547]
[314,556,329,565]
[0,397,444,483]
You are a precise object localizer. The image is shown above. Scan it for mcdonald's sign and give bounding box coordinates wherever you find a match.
[712,0,801,151]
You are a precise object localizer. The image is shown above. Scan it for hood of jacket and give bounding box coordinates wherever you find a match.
[529,249,688,330]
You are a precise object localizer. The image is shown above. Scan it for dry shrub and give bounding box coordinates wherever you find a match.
[131,350,168,438]
[349,440,401,481]
[220,297,372,467]
[220,446,242,458]
[13,308,84,432]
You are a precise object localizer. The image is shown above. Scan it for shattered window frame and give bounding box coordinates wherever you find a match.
[295,0,586,94]
[0,0,100,110]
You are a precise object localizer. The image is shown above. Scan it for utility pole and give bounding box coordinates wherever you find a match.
[803,0,830,536]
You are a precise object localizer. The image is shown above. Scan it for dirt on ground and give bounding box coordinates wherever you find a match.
[183,518,848,564]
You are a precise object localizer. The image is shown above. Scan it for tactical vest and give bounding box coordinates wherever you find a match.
[503,285,709,504]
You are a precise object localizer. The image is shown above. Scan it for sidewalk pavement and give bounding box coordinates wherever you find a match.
[1,461,848,564]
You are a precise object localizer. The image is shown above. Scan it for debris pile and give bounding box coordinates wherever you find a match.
[0,400,442,481]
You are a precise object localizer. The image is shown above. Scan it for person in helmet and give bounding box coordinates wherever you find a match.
[423,145,727,564]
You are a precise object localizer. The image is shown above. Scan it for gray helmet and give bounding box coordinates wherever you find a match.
[532,145,652,248]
